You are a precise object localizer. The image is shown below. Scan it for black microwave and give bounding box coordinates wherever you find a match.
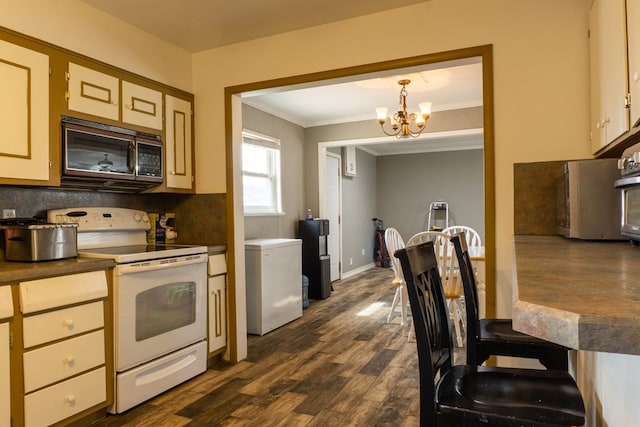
[61,116,163,191]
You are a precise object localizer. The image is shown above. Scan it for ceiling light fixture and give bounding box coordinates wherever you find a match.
[375,79,432,138]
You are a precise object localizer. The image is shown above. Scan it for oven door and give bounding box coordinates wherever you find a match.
[615,176,640,241]
[113,254,207,371]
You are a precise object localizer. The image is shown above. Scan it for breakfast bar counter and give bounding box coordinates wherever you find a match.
[512,235,640,355]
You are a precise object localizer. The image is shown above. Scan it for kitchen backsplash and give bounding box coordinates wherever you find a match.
[513,160,565,235]
[0,187,226,246]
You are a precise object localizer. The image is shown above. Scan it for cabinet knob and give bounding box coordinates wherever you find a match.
[64,319,74,330]
[65,355,76,367]
[169,170,175,175]
[634,71,639,83]
[65,394,76,406]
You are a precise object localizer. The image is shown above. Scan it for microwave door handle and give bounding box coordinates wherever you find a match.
[130,141,136,174]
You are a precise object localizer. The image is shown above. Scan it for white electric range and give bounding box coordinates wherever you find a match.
[47,207,208,413]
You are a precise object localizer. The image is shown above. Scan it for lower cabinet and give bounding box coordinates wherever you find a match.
[0,323,10,427]
[208,254,227,355]
[14,270,111,427]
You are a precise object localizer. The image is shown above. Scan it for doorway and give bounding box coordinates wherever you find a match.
[225,45,495,361]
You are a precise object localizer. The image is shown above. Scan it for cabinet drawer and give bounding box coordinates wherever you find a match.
[24,367,106,427]
[23,330,105,393]
[0,286,12,320]
[208,253,227,276]
[23,301,104,348]
[19,270,107,314]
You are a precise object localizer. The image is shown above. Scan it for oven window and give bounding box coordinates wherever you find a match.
[135,281,196,341]
[626,187,640,226]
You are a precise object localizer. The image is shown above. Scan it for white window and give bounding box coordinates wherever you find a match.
[242,130,282,215]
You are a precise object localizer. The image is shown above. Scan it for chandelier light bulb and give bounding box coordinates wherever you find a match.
[376,107,388,124]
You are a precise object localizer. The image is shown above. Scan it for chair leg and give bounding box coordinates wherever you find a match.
[448,300,464,348]
[387,286,401,324]
[400,284,409,336]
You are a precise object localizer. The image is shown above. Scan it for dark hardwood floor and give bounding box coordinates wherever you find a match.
[95,266,421,426]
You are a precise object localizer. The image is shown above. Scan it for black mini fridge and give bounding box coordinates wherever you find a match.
[298,219,331,299]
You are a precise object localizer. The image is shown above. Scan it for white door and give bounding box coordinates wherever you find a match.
[326,153,341,281]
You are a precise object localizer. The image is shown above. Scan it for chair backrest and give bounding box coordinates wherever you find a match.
[443,225,482,247]
[408,231,461,299]
[450,232,481,362]
[384,227,405,284]
[394,241,452,425]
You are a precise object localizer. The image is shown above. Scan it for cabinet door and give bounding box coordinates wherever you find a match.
[67,62,119,121]
[628,0,640,128]
[590,0,629,152]
[0,40,49,181]
[208,275,226,353]
[122,81,163,130]
[165,95,193,190]
[0,323,9,427]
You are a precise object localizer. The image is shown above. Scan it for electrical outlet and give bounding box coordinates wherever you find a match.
[349,258,353,266]
[2,209,16,219]
[361,248,365,256]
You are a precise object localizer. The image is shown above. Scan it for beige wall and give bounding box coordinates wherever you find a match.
[0,0,193,91]
[192,0,592,315]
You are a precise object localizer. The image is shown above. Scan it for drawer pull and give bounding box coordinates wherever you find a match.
[64,319,74,330]
[65,394,76,406]
[65,355,76,367]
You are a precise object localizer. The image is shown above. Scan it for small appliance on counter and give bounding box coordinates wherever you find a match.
[1,217,78,261]
[555,158,623,240]
[615,144,640,244]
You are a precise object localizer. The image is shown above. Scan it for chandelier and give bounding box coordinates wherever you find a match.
[375,79,432,138]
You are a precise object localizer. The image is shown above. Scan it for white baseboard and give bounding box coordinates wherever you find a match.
[341,262,377,279]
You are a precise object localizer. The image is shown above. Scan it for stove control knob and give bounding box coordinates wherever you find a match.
[632,152,640,165]
[133,213,142,222]
[141,214,149,223]
[618,157,629,170]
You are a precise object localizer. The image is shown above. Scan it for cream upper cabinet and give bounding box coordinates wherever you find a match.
[122,80,163,130]
[67,62,119,121]
[165,94,194,190]
[628,0,640,128]
[0,39,49,181]
[589,0,629,153]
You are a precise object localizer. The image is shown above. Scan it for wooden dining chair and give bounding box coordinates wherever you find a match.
[383,227,409,336]
[394,241,585,426]
[408,231,465,347]
[451,232,570,370]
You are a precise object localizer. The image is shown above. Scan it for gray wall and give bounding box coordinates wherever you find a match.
[376,149,485,244]
[341,148,378,270]
[242,105,484,276]
[242,105,305,239]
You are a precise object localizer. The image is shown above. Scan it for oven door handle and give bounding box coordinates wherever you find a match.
[115,254,206,275]
[615,176,640,188]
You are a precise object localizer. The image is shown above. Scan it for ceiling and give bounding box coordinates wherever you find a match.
[80,0,483,155]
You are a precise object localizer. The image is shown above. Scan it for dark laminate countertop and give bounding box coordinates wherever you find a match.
[0,244,226,285]
[512,235,640,355]
[0,257,115,285]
